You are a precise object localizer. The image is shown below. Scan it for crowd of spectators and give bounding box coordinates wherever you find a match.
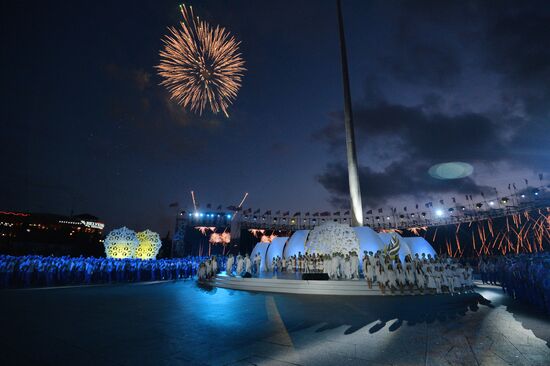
[482,253,550,314]
[0,254,224,288]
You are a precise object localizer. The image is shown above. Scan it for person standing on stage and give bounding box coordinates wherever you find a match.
[244,254,252,275]
[226,254,234,276]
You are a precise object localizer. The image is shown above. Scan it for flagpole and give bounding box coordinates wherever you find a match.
[337,0,363,227]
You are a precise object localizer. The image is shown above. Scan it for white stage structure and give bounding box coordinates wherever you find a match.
[251,223,435,270]
[265,237,288,271]
[403,236,436,258]
[283,230,309,258]
[353,226,385,254]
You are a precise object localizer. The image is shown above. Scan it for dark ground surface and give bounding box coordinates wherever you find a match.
[1,281,549,366]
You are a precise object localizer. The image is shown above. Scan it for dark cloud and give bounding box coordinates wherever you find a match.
[381,44,461,87]
[317,160,490,208]
[314,0,550,208]
[316,102,508,164]
[486,12,550,118]
[314,99,547,206]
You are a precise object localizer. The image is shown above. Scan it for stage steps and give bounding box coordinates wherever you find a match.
[211,273,428,296]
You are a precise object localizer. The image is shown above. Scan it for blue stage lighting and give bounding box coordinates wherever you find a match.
[435,209,444,217]
[226,214,232,219]
[199,213,204,217]
[194,212,199,218]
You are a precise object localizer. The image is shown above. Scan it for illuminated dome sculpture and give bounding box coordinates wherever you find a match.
[104,227,139,259]
[136,229,162,260]
[305,222,360,255]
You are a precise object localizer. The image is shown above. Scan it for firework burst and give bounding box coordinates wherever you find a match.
[157,4,245,117]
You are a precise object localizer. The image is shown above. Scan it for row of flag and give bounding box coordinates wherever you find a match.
[169,174,545,214]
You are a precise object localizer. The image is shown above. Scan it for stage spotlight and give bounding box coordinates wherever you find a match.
[461,206,466,210]
[476,203,483,209]
[521,194,526,198]
[194,212,199,218]
[435,209,444,217]
[199,213,204,217]
[226,214,232,219]
[501,197,509,204]
[489,201,494,206]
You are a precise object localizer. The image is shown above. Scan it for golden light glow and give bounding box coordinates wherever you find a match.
[104,227,139,259]
[157,4,245,117]
[135,229,162,260]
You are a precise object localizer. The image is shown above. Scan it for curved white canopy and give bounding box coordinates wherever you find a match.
[266,237,289,270]
[251,242,270,272]
[403,236,436,258]
[354,226,385,255]
[283,230,309,259]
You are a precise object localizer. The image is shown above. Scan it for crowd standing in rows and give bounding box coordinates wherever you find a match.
[494,253,550,314]
[0,254,223,288]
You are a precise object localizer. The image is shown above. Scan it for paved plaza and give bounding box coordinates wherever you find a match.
[1,281,549,366]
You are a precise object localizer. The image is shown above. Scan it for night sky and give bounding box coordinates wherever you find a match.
[1,0,549,234]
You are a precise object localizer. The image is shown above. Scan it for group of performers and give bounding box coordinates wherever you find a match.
[220,251,475,295]
[360,251,475,294]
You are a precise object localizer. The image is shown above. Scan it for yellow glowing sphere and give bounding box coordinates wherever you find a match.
[135,229,162,260]
[104,227,139,259]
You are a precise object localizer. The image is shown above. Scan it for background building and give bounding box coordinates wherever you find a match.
[0,211,104,256]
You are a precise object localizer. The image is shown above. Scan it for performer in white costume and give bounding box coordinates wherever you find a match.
[205,259,211,278]
[405,262,416,293]
[331,254,340,279]
[465,263,474,288]
[426,267,436,294]
[211,256,218,276]
[350,252,359,279]
[376,263,387,294]
[254,253,261,274]
[364,255,375,289]
[226,254,234,276]
[433,265,442,294]
[395,262,406,294]
[416,265,426,293]
[445,265,455,294]
[236,255,243,277]
[386,264,398,293]
[244,254,252,274]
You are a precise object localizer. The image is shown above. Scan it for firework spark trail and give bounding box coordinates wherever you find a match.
[487,218,494,237]
[157,4,245,117]
[195,226,216,235]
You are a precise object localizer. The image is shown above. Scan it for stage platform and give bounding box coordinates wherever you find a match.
[211,272,434,296]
